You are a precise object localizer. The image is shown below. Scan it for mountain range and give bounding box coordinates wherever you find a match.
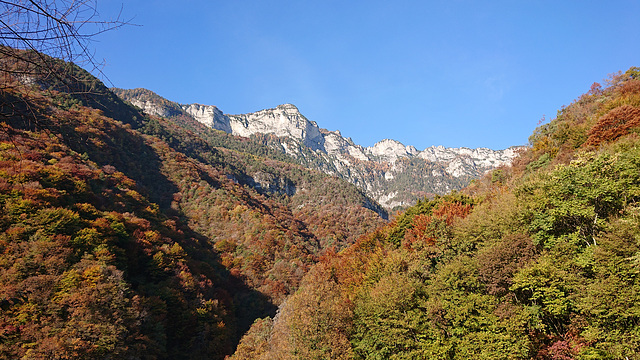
[114,88,521,210]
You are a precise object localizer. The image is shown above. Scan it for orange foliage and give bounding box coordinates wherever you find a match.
[585,105,640,146]
[405,214,437,246]
[432,201,473,226]
[404,201,472,248]
[620,79,640,95]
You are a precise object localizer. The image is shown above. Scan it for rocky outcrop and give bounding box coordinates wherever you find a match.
[111,88,183,119]
[181,102,519,178]
[184,103,326,152]
[182,104,233,133]
[416,145,521,178]
[248,171,297,196]
[323,130,369,160]
[129,99,179,118]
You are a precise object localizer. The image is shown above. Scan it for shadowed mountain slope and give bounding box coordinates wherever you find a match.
[0,50,385,359]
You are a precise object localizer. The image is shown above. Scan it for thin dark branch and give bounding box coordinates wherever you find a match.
[0,0,134,130]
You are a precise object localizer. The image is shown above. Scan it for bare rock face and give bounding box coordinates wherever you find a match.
[229,104,326,152]
[181,100,520,180]
[182,104,233,133]
[366,139,420,162]
[417,145,521,177]
[249,171,297,196]
[129,99,175,118]
[184,103,326,151]
[323,130,369,160]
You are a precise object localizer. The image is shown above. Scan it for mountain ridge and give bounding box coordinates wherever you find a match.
[114,88,522,209]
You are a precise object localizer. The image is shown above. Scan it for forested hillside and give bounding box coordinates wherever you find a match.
[0,50,385,359]
[230,67,640,359]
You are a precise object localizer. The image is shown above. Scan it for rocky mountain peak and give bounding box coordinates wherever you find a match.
[225,104,326,151]
[366,139,420,162]
[182,103,232,133]
[276,103,300,114]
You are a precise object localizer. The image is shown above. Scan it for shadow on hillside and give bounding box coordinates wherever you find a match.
[2,90,277,356]
[188,230,279,345]
[79,95,279,350]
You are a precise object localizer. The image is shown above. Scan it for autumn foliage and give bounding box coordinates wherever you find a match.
[3,48,640,359]
[585,104,640,146]
[404,201,472,247]
[0,50,385,359]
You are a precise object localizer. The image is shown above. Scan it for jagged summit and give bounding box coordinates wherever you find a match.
[226,103,325,151]
[182,103,233,133]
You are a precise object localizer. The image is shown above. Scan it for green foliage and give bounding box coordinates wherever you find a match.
[519,145,640,248]
[526,152,551,172]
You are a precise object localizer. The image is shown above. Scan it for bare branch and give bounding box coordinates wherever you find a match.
[0,0,133,135]
[0,0,131,82]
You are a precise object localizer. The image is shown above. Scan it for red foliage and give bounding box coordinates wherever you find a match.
[588,82,603,96]
[404,214,437,246]
[619,79,640,95]
[432,201,472,226]
[534,331,587,360]
[585,105,640,146]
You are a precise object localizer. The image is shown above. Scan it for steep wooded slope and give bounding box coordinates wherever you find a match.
[0,52,385,359]
[231,68,640,359]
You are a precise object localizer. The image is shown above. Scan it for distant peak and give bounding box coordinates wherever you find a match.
[374,138,405,146]
[191,103,221,110]
[276,103,299,112]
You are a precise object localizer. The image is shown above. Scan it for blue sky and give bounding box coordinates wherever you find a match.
[91,0,639,150]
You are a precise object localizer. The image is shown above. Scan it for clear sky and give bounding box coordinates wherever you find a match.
[90,0,639,150]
